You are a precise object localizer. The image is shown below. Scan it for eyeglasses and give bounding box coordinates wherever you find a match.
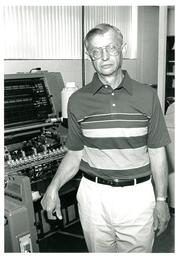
[87,43,122,61]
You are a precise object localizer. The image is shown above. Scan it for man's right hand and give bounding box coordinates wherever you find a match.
[41,186,62,220]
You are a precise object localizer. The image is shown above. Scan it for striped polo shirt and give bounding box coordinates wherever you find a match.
[66,71,171,180]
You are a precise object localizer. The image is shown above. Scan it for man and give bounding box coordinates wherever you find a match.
[41,23,171,253]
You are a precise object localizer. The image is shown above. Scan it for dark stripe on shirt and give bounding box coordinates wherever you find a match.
[80,160,151,180]
[83,135,147,149]
[81,120,148,129]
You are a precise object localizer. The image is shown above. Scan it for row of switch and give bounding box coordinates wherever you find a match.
[7,147,67,168]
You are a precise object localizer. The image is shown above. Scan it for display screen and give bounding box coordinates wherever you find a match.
[4,78,53,128]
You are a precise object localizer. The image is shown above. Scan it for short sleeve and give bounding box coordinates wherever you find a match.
[65,98,84,151]
[147,90,171,148]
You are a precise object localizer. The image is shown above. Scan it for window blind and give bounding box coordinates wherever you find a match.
[3,6,82,59]
[3,6,137,59]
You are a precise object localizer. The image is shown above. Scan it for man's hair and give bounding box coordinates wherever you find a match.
[84,23,123,49]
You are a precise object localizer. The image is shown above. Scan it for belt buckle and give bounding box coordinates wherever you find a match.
[95,177,98,183]
[113,178,120,186]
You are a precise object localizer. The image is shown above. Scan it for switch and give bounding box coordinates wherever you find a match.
[19,233,33,252]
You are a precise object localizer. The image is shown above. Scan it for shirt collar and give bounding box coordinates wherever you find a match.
[90,70,133,95]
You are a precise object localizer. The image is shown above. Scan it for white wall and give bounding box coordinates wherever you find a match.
[4,60,83,88]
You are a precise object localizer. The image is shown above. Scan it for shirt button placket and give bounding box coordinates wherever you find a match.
[111,91,116,108]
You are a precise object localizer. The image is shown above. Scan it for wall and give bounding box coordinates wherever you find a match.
[4,6,159,87]
[135,6,159,84]
[4,60,83,88]
[167,7,175,36]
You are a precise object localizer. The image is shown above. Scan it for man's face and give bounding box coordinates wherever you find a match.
[87,30,123,77]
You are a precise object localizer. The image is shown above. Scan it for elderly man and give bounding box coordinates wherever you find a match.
[41,23,170,253]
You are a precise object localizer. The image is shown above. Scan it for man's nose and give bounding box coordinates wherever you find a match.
[101,48,110,61]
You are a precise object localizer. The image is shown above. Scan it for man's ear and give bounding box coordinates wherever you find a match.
[122,43,127,58]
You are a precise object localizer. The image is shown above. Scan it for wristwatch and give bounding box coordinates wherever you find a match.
[156,196,168,202]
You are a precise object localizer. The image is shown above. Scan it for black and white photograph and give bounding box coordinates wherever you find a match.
[3,1,175,253]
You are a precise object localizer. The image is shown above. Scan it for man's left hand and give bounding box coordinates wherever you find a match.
[153,201,170,236]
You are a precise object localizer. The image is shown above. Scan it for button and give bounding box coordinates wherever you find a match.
[112,103,116,107]
[105,85,108,88]
[111,92,114,96]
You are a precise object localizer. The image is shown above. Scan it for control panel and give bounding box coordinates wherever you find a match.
[4,71,67,184]
[5,126,67,183]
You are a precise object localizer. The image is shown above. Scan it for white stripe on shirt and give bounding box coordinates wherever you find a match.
[82,145,150,170]
[82,127,148,138]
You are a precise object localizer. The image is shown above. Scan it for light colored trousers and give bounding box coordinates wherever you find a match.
[77,176,156,253]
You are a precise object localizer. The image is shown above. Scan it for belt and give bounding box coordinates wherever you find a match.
[82,172,150,187]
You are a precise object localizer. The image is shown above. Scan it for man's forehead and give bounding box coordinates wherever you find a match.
[87,30,122,48]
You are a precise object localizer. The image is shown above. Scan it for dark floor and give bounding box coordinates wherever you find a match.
[39,213,175,253]
[39,221,88,253]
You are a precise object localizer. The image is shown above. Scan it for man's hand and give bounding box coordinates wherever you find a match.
[153,201,170,236]
[41,186,62,220]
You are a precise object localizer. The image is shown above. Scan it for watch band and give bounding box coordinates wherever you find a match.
[156,196,167,202]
